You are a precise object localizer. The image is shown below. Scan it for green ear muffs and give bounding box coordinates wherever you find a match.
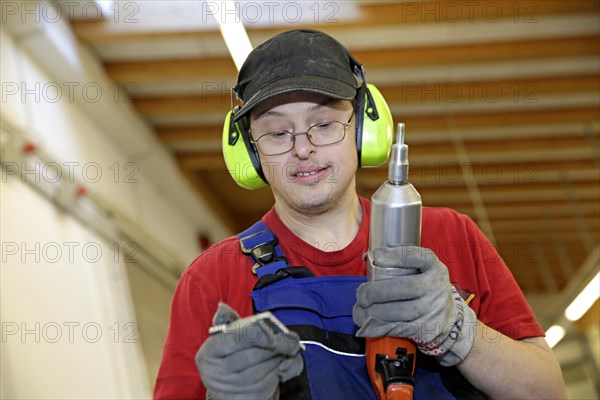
[358,83,394,167]
[222,110,267,190]
[222,86,393,190]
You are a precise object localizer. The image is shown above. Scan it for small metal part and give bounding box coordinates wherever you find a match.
[208,311,306,351]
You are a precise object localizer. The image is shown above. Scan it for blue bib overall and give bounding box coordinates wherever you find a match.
[239,221,484,400]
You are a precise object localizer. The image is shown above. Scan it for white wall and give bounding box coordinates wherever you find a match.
[1,175,149,398]
[0,7,229,397]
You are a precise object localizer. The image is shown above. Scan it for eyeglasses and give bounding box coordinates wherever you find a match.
[250,114,354,156]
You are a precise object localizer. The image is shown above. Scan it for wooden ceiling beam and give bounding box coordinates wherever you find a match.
[379,74,600,103]
[104,35,599,82]
[134,74,599,116]
[176,153,227,169]
[408,136,596,155]
[361,197,599,221]
[72,1,599,43]
[407,123,599,145]
[352,35,600,68]
[368,160,599,177]
[106,58,237,82]
[352,1,600,26]
[400,107,600,131]
[359,168,600,188]
[133,95,229,115]
[386,146,594,164]
[417,180,600,194]
[416,184,599,204]
[157,107,600,145]
[157,126,221,142]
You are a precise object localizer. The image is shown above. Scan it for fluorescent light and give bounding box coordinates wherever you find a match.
[565,272,600,321]
[545,325,566,348]
[95,1,113,18]
[215,0,253,71]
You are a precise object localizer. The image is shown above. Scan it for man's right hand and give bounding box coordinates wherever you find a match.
[195,303,304,400]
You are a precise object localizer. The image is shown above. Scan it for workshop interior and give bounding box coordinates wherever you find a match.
[1,1,599,398]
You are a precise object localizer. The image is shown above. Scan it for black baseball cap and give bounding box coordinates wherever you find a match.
[232,29,359,122]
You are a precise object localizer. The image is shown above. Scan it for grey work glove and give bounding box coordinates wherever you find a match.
[353,246,477,366]
[196,303,304,400]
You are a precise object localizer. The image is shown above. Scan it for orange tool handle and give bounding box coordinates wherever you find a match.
[366,337,417,400]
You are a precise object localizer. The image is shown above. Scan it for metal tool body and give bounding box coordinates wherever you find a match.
[366,123,422,400]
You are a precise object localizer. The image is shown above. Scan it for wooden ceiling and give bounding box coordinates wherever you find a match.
[68,1,599,296]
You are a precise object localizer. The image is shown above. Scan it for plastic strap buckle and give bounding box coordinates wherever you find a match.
[240,229,288,275]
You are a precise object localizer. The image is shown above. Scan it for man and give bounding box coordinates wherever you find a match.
[154,29,567,399]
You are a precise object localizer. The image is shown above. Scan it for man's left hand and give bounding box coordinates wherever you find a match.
[353,246,477,366]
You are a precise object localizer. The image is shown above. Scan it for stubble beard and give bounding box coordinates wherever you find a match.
[275,175,355,216]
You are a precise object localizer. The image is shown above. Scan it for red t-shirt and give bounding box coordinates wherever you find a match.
[154,197,543,399]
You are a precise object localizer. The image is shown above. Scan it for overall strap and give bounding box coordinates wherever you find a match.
[238,220,290,278]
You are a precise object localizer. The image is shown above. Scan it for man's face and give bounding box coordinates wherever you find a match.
[249,92,358,215]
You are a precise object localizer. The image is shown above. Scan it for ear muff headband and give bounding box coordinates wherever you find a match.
[353,77,367,166]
